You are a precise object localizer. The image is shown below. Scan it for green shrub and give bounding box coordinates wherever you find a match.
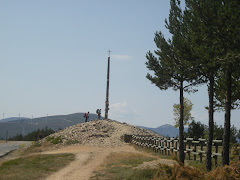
[51,136,62,144]
[65,139,79,145]
[46,136,55,142]
[32,141,42,147]
[46,136,62,144]
[19,143,26,149]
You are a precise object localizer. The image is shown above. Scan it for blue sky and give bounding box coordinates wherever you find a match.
[0,0,239,129]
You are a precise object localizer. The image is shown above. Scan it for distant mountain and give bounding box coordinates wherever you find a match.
[0,117,29,123]
[0,113,99,139]
[139,124,188,138]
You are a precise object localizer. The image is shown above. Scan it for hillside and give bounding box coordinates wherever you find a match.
[0,117,29,123]
[0,113,99,139]
[139,124,188,138]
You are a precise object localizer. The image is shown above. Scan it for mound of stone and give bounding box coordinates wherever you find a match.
[45,119,160,147]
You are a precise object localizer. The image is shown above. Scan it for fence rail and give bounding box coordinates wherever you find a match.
[132,135,223,166]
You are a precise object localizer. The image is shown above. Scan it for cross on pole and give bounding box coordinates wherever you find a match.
[107,49,111,57]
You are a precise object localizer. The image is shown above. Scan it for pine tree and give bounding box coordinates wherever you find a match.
[213,0,240,166]
[146,0,202,164]
[186,0,240,167]
[185,0,222,171]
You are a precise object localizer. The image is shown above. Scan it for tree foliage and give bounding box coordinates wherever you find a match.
[146,0,203,164]
[146,0,240,167]
[9,127,55,141]
[185,0,240,167]
[185,120,206,139]
[173,98,194,127]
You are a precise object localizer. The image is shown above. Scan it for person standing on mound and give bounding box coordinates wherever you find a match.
[84,112,89,122]
[98,109,101,120]
[96,109,102,120]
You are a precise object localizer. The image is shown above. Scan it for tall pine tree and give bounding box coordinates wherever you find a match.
[146,0,202,164]
[185,0,221,171]
[186,0,240,167]
[213,0,240,166]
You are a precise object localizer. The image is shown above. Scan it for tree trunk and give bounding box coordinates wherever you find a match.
[222,69,232,166]
[179,80,185,164]
[206,74,214,171]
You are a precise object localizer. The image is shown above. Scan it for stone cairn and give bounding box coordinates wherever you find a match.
[44,119,161,147]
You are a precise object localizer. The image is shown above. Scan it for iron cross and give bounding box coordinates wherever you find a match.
[107,49,111,57]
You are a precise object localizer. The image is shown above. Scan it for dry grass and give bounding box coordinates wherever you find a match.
[205,161,240,180]
[154,158,240,180]
[91,152,157,180]
[154,158,205,180]
[21,141,58,156]
[104,152,154,167]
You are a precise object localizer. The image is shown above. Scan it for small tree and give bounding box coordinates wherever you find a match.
[213,124,224,140]
[187,120,206,139]
[173,98,194,127]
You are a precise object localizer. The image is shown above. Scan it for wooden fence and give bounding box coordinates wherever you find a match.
[132,135,223,166]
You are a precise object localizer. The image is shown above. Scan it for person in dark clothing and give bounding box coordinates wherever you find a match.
[84,112,89,122]
[98,109,101,120]
[96,109,101,120]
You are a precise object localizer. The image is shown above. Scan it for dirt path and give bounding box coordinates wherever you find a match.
[43,145,175,180]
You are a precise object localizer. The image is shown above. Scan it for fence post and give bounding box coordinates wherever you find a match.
[167,138,170,156]
[215,143,218,167]
[199,140,203,163]
[154,137,157,152]
[175,139,178,157]
[188,139,191,160]
[194,143,197,161]
[160,138,162,154]
[186,138,193,160]
[171,138,174,155]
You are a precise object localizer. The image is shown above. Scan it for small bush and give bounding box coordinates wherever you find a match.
[51,136,62,144]
[231,144,239,155]
[46,136,62,144]
[31,141,42,147]
[46,136,55,142]
[19,143,26,149]
[65,139,79,145]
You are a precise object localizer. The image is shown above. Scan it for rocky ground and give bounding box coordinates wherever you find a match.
[44,119,161,147]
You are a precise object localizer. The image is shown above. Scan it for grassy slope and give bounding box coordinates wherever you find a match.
[91,152,158,180]
[0,141,75,180]
[0,153,75,180]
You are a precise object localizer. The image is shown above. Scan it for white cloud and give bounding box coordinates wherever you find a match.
[111,55,132,61]
[109,101,137,120]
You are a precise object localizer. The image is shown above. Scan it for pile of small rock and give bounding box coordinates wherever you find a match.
[45,119,160,147]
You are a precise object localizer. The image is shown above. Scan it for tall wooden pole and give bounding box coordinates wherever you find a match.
[105,50,111,119]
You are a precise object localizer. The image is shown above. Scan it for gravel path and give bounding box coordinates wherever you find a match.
[44,145,136,180]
